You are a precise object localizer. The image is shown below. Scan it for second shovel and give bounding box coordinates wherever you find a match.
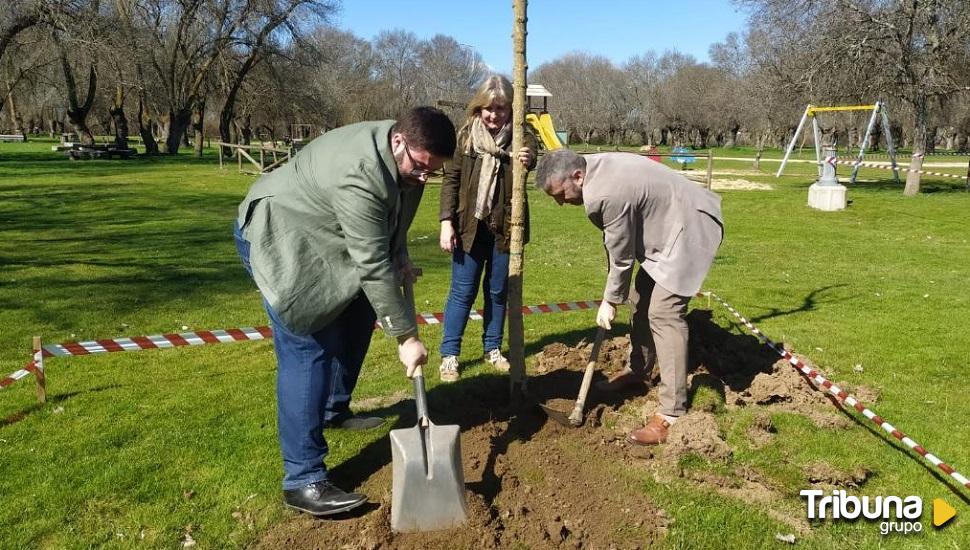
[540,326,606,427]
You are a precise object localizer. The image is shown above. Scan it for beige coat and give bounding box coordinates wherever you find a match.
[581,153,724,300]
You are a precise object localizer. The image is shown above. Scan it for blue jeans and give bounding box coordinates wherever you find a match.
[234,222,376,489]
[440,222,510,357]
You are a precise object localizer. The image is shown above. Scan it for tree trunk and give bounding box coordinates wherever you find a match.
[109,84,129,150]
[219,106,234,157]
[925,126,937,154]
[507,0,528,398]
[165,108,192,154]
[55,31,98,147]
[192,99,205,158]
[5,87,22,134]
[240,115,252,145]
[904,93,929,196]
[137,97,159,155]
[64,65,97,146]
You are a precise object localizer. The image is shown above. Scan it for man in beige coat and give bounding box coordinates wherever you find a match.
[535,149,723,445]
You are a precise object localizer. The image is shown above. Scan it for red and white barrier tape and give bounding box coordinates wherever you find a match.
[1,300,604,388]
[827,158,964,180]
[39,326,274,358]
[704,291,970,491]
[862,152,967,158]
[0,361,41,389]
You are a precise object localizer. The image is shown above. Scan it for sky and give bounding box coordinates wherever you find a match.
[334,0,751,74]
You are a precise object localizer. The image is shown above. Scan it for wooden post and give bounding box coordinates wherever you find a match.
[705,150,713,190]
[507,0,529,399]
[904,153,923,196]
[218,145,224,170]
[259,148,265,172]
[754,147,762,170]
[965,155,969,192]
[237,147,242,172]
[33,336,46,404]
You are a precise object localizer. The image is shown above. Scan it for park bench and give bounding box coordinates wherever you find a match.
[66,143,136,160]
[0,134,27,142]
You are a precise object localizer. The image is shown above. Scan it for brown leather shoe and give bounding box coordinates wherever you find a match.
[627,414,672,445]
[594,367,648,392]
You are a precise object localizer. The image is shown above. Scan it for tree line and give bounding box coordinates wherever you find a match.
[2,0,968,155]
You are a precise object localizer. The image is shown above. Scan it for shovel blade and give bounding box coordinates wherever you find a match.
[539,403,576,427]
[390,421,467,532]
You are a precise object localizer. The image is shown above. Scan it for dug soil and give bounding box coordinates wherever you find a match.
[252,310,874,549]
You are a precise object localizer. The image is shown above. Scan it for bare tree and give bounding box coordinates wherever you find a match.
[372,29,423,117]
[216,0,336,157]
[740,0,970,157]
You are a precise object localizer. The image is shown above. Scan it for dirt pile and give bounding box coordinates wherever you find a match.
[662,412,732,463]
[251,312,875,548]
[535,335,631,375]
[252,372,669,550]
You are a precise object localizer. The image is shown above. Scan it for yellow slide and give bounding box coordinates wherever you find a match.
[525,112,563,150]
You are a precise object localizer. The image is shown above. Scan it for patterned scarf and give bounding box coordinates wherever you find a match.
[470,117,511,221]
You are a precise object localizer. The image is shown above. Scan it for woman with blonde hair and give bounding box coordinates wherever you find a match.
[437,75,538,382]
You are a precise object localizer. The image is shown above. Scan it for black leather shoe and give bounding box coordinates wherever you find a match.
[283,481,367,516]
[328,414,385,430]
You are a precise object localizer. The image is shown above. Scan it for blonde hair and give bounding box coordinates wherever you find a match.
[458,75,513,151]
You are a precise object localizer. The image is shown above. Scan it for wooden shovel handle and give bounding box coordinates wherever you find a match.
[568,326,607,425]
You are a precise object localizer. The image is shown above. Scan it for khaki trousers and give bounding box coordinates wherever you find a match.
[629,267,691,416]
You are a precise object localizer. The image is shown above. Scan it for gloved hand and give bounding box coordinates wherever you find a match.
[596,300,616,330]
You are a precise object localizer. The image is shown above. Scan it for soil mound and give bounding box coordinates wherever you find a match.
[251,373,669,550]
[662,412,732,463]
[252,312,874,548]
[805,462,872,489]
[731,358,831,409]
[535,335,631,375]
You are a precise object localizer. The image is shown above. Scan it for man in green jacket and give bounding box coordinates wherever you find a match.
[234,107,456,516]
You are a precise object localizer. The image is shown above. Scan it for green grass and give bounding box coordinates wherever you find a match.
[1,138,969,548]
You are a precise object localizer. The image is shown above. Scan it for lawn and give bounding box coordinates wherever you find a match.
[1,138,968,548]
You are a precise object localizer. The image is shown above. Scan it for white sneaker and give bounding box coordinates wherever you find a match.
[485,349,510,372]
[439,355,460,382]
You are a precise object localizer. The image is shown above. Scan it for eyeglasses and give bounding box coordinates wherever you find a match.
[402,140,442,180]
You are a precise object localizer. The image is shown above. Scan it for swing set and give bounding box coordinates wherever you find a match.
[777,101,900,184]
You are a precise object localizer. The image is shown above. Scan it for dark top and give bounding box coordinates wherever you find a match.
[439,125,538,253]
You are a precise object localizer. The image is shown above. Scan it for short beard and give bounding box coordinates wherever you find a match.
[393,149,422,188]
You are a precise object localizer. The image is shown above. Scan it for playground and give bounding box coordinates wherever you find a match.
[1,135,969,547]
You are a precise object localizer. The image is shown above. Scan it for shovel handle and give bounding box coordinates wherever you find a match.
[568,326,607,425]
[412,371,430,423]
[403,279,430,424]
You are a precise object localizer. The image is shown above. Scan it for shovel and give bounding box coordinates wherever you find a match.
[390,282,467,533]
[540,326,606,427]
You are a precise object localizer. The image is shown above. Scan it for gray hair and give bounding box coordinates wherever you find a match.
[535,149,586,191]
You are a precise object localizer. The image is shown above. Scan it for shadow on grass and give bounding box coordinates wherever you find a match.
[327,309,779,511]
[748,284,847,324]
[0,178,253,338]
[833,398,970,505]
[0,384,121,428]
[781,175,968,194]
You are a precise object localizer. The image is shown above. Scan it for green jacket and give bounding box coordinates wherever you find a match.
[236,120,420,337]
